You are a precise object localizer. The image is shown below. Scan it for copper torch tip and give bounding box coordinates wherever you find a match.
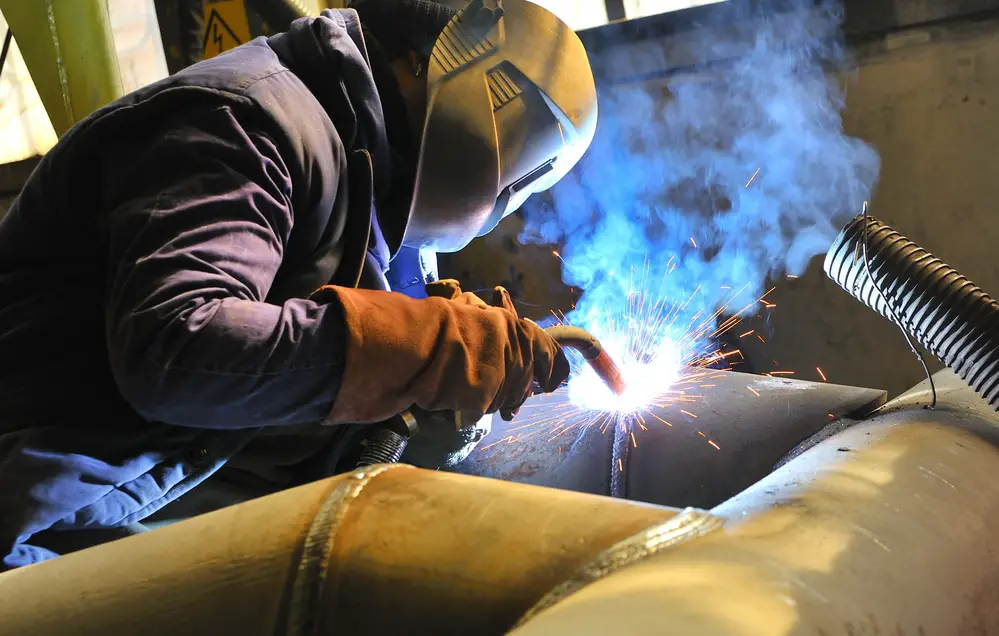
[590,349,628,396]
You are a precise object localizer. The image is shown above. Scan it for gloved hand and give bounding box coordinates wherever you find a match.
[426,280,543,420]
[311,282,569,424]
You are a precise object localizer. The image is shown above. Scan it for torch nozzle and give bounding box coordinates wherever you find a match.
[545,325,628,396]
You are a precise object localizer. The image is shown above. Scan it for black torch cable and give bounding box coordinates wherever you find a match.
[0,29,12,84]
[545,325,603,360]
[858,201,937,408]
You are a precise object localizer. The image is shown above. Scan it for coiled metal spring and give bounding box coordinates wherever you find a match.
[357,428,409,467]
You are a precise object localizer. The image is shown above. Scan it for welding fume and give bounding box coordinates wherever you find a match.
[0,0,609,571]
[509,0,880,416]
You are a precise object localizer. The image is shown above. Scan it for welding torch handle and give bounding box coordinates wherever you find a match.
[545,325,627,396]
[545,326,604,360]
[501,324,628,420]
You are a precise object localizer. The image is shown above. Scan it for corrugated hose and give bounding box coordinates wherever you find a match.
[824,208,999,409]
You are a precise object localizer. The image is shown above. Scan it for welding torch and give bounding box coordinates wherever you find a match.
[355,291,628,469]
[500,324,628,421]
[356,324,628,469]
[421,279,628,396]
[545,325,627,396]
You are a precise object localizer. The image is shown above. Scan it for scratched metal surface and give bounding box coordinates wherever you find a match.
[453,371,886,508]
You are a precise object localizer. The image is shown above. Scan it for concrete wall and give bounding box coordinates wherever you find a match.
[442,11,999,398]
[760,16,999,397]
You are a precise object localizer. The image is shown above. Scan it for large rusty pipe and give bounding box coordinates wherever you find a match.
[0,465,678,635]
[510,403,999,635]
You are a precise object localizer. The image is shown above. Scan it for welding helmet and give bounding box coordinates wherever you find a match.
[402,0,599,252]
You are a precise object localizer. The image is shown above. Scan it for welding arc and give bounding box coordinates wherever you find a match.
[825,213,999,409]
[546,325,628,396]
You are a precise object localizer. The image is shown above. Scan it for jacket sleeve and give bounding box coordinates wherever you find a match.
[104,105,349,429]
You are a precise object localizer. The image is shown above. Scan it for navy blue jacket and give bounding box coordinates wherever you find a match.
[0,9,432,569]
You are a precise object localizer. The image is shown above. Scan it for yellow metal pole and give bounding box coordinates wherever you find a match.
[0,0,124,137]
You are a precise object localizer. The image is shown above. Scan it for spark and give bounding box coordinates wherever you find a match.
[757,334,766,343]
[690,236,698,248]
[739,329,754,338]
[480,436,514,450]
[747,386,761,397]
[745,167,761,188]
[786,274,799,279]
[770,370,794,376]
[652,414,673,427]
[708,440,721,450]
[816,366,828,382]
[552,250,567,265]
[472,256,785,457]
[618,458,624,472]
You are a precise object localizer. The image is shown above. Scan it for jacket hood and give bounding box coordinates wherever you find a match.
[268,10,407,253]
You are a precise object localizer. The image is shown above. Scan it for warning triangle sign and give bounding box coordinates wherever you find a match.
[202,7,246,60]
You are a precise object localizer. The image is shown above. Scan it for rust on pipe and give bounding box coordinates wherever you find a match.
[0,465,678,636]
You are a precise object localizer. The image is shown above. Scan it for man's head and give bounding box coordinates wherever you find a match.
[350,0,455,149]
[356,0,599,254]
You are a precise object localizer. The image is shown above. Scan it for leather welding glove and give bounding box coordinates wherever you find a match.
[426,280,542,420]
[311,284,569,424]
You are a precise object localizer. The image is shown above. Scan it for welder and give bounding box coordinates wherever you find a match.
[0,0,597,570]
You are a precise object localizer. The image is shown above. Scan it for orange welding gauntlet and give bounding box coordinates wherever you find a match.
[311,283,569,424]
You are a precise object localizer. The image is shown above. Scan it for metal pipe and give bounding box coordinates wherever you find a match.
[457,371,885,508]
[0,465,678,635]
[0,0,124,137]
[511,397,999,634]
[546,325,627,395]
[824,213,999,408]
